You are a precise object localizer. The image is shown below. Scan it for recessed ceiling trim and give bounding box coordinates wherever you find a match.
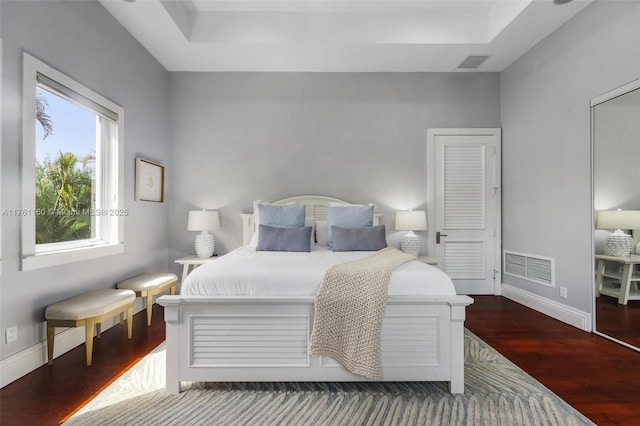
[188,11,487,44]
[99,0,595,72]
[183,0,500,13]
[487,0,532,41]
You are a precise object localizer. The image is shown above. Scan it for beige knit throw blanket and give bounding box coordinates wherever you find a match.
[309,247,416,379]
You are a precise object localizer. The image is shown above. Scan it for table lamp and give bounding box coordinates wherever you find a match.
[596,210,640,256]
[188,210,220,258]
[395,210,427,256]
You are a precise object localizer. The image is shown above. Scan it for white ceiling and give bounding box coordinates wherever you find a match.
[99,0,593,72]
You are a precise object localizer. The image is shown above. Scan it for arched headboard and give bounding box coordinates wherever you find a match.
[240,195,381,245]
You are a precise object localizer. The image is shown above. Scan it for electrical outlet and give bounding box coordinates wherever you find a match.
[560,287,567,298]
[5,326,17,344]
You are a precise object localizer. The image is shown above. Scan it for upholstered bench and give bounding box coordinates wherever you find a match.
[116,273,177,326]
[45,288,136,366]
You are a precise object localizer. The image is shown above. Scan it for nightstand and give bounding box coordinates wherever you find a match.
[418,256,439,265]
[175,255,218,283]
[595,254,640,305]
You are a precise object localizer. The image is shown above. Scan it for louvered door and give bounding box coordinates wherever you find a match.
[428,129,501,295]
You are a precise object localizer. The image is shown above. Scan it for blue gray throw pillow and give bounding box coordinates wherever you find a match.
[327,204,375,249]
[256,225,312,252]
[331,225,387,251]
[256,204,306,227]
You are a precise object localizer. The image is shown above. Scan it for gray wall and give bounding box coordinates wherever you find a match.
[0,1,171,359]
[167,72,501,263]
[501,1,640,313]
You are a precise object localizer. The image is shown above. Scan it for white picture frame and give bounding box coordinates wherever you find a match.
[135,158,164,202]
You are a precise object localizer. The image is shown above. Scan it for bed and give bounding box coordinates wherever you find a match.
[158,195,473,394]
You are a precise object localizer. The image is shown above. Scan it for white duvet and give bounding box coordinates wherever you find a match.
[181,246,455,297]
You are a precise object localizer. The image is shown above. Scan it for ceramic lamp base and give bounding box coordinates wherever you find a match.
[400,231,421,257]
[605,230,633,257]
[195,231,215,258]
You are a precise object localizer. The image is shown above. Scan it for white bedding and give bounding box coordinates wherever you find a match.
[181,246,455,297]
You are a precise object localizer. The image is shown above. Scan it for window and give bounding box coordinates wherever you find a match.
[21,53,124,270]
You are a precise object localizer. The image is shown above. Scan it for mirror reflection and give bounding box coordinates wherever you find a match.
[593,81,640,350]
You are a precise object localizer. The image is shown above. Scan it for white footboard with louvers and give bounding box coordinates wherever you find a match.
[158,294,473,394]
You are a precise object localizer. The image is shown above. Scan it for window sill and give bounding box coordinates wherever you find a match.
[21,243,125,271]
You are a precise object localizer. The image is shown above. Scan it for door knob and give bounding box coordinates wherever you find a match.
[436,231,448,244]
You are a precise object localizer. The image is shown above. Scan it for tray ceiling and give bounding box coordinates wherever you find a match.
[99,0,593,72]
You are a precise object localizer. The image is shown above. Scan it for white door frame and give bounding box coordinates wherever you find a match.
[0,38,3,276]
[427,128,502,295]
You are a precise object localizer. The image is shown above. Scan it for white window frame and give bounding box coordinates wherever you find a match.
[21,53,124,271]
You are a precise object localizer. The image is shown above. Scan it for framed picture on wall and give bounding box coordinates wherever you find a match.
[135,158,164,202]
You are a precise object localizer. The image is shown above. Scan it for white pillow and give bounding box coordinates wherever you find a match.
[249,200,264,248]
[315,220,328,246]
[249,231,259,248]
[305,216,315,246]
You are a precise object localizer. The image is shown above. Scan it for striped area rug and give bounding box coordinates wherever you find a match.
[64,330,593,425]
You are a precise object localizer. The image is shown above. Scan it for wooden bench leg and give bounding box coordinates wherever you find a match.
[127,307,133,338]
[47,323,55,366]
[146,292,153,327]
[85,317,95,366]
[96,322,102,339]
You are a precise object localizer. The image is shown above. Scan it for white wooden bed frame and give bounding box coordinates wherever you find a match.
[158,195,473,394]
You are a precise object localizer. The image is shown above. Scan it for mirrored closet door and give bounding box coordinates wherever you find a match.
[592,78,640,351]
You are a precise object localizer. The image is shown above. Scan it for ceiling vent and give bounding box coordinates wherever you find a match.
[457,55,491,69]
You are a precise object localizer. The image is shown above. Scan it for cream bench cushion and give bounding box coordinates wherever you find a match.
[45,289,136,321]
[117,273,177,326]
[45,288,136,366]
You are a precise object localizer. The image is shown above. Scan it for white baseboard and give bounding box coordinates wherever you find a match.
[501,283,592,332]
[0,300,145,389]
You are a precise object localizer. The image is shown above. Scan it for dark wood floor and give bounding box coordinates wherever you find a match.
[0,305,166,426]
[595,295,640,349]
[1,297,639,425]
[466,296,640,426]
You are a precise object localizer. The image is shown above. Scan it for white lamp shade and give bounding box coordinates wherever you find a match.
[395,211,427,231]
[188,210,220,231]
[596,210,640,230]
[596,210,640,257]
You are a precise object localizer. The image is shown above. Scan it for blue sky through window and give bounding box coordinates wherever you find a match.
[35,87,96,166]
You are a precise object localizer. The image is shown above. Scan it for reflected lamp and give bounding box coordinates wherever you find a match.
[596,210,640,256]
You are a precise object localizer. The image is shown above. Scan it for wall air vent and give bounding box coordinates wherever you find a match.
[457,55,490,69]
[503,251,555,287]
